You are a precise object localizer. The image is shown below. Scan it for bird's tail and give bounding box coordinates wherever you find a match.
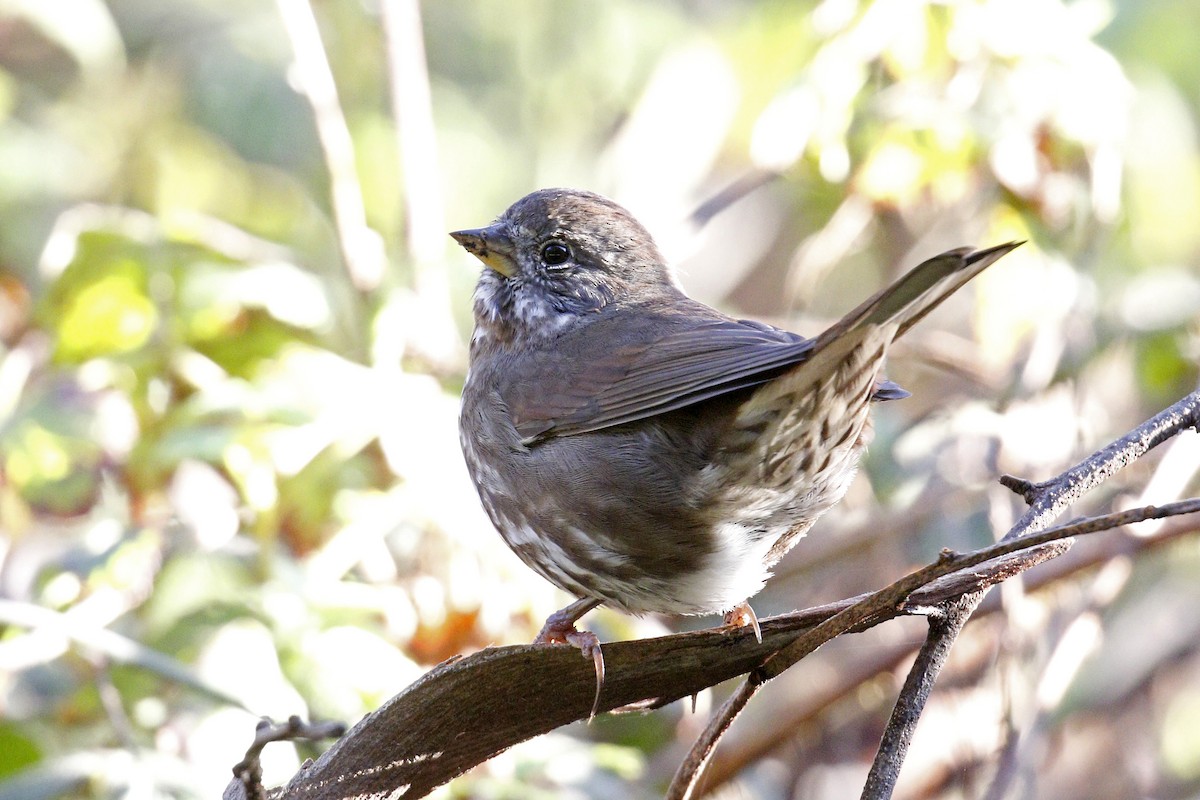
[738,242,1021,430]
[815,242,1024,350]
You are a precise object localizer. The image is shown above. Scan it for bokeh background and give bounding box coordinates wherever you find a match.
[1,0,1199,798]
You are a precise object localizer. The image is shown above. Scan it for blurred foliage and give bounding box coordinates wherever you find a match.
[0,0,1197,799]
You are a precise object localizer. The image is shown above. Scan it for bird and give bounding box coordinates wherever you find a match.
[451,188,1018,715]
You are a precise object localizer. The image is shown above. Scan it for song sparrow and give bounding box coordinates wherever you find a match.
[452,188,1016,711]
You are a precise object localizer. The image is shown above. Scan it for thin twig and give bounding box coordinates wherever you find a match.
[666,496,1199,799]
[94,662,138,750]
[1002,390,1200,541]
[667,679,762,800]
[380,0,445,268]
[276,0,385,294]
[698,514,1199,795]
[689,170,781,226]
[853,389,1200,800]
[860,598,976,800]
[0,599,247,710]
[228,716,346,800]
[379,0,461,368]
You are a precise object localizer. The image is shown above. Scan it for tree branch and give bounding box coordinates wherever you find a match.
[854,388,1200,800]
[696,507,1199,795]
[1001,389,1200,540]
[673,390,1200,799]
[860,598,975,800]
[243,500,1199,800]
[227,392,1200,800]
[224,717,346,800]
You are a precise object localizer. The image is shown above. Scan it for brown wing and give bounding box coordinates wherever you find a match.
[503,310,817,444]
[501,243,1021,446]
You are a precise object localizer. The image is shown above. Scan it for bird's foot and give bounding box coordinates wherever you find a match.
[535,598,605,720]
[723,601,763,643]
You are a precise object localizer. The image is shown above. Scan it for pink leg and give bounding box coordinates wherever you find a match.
[535,597,605,719]
[723,601,763,643]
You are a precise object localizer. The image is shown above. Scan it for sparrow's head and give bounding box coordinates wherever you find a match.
[451,189,677,342]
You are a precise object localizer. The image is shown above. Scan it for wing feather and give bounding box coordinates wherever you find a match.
[504,314,815,444]
[502,242,1020,445]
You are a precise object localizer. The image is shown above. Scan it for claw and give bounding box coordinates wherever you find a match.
[534,597,605,720]
[566,630,605,722]
[723,601,762,643]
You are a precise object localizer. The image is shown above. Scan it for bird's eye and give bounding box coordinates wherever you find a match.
[541,241,571,267]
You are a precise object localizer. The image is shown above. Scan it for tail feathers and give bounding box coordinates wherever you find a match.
[815,242,1023,351]
[734,241,1020,426]
[764,241,1021,411]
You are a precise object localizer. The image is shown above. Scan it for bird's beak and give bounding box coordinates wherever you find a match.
[450,224,518,277]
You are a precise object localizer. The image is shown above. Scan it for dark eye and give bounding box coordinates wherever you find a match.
[541,241,571,267]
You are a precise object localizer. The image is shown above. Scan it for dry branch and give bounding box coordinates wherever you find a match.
[225,391,1200,800]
